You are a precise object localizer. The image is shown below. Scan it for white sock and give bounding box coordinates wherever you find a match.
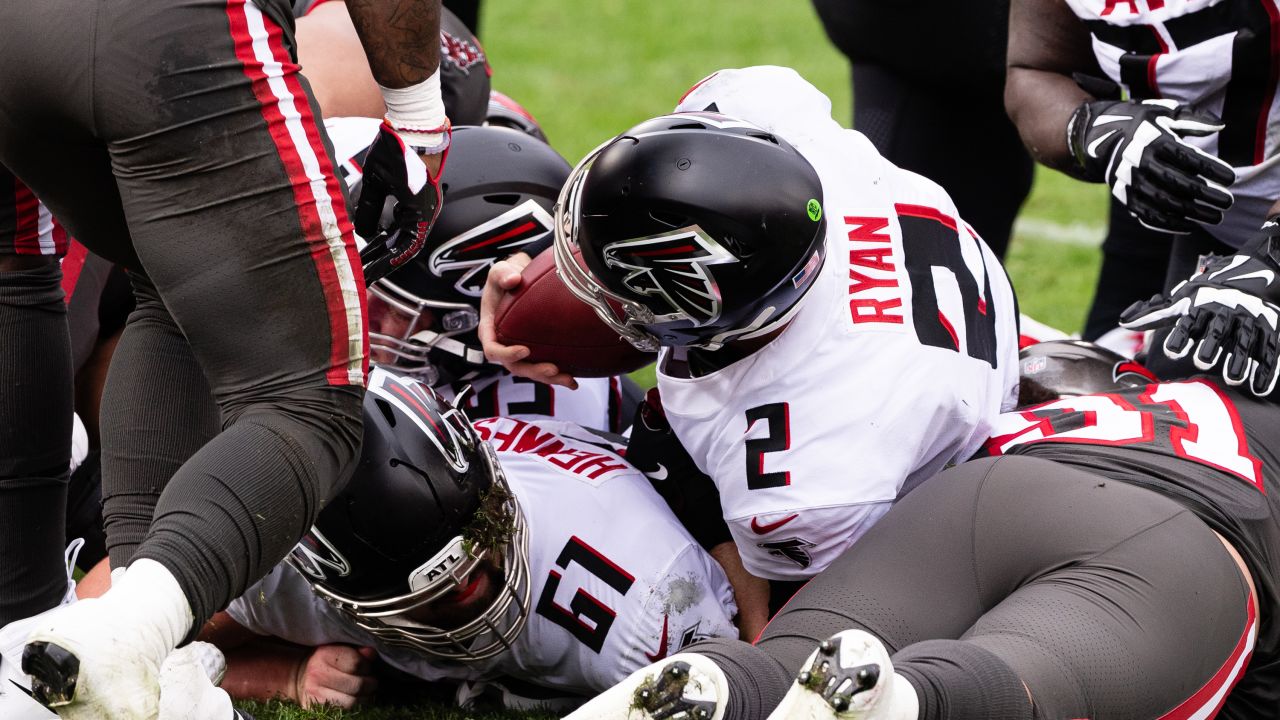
[106,559,195,655]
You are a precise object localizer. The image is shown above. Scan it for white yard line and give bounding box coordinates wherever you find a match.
[1013,217,1106,246]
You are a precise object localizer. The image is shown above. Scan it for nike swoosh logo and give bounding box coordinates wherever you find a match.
[1228,269,1277,286]
[750,513,798,535]
[645,614,671,662]
[643,463,669,481]
[1094,114,1133,125]
[1087,129,1120,159]
[1208,255,1250,281]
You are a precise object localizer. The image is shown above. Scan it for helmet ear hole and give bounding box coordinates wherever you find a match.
[375,398,398,426]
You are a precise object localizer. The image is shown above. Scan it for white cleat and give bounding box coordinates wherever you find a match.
[0,539,84,720]
[564,653,729,720]
[21,558,193,720]
[766,630,918,720]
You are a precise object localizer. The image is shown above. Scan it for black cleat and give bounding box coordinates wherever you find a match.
[21,641,79,708]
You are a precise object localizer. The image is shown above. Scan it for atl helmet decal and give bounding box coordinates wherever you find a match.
[428,200,555,298]
[441,30,486,75]
[371,371,473,474]
[291,528,353,581]
[602,225,736,325]
[757,537,815,569]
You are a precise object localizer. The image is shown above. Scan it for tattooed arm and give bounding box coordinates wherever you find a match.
[344,0,441,89]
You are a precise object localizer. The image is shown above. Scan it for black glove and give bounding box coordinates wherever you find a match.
[354,121,445,285]
[1067,99,1235,234]
[625,388,730,550]
[1121,216,1280,396]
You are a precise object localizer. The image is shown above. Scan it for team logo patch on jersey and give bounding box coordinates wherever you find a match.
[602,224,735,325]
[757,536,815,569]
[429,200,554,297]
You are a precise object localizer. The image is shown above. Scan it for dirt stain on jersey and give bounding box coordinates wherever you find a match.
[662,574,705,614]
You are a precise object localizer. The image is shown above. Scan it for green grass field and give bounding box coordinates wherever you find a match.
[246,2,1109,717]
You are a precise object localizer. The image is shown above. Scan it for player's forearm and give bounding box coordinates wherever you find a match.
[220,639,309,704]
[345,0,441,89]
[1005,0,1097,176]
[1005,67,1091,175]
[709,541,771,642]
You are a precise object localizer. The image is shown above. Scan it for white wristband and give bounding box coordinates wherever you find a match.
[380,69,449,152]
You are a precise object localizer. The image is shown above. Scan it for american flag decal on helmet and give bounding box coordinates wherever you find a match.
[429,200,554,298]
[602,225,735,325]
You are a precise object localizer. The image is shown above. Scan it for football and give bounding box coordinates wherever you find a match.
[493,250,654,377]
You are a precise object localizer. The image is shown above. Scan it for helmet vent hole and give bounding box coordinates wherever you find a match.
[747,131,780,145]
[483,193,521,206]
[649,211,688,228]
[668,122,707,131]
[375,398,398,426]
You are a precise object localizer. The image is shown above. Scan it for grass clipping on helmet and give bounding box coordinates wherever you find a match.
[463,482,517,555]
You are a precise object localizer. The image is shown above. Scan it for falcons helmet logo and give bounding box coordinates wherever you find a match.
[370,370,474,474]
[602,225,736,325]
[290,528,353,582]
[429,200,554,298]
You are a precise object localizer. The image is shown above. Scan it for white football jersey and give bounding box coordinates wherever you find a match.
[661,67,1021,581]
[228,417,736,696]
[1062,0,1280,246]
[437,373,631,433]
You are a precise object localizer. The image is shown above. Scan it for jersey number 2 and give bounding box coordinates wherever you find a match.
[745,402,791,490]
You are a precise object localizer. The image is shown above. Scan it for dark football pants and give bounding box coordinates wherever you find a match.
[690,456,1255,720]
[850,64,1034,258]
[0,0,366,634]
[0,168,73,627]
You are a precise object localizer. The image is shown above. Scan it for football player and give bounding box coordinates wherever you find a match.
[294,1,491,124]
[481,66,1021,631]
[567,340,1279,719]
[326,116,643,430]
[1005,0,1280,358]
[0,0,447,716]
[195,368,736,711]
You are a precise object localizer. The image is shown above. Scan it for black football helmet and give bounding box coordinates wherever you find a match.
[367,125,572,385]
[1019,340,1157,400]
[439,8,491,125]
[554,112,827,351]
[485,90,549,143]
[287,368,530,661]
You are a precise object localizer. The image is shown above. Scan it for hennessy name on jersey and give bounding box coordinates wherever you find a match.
[474,417,631,481]
[845,215,904,325]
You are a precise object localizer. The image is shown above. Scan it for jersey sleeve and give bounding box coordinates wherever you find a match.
[226,565,367,648]
[590,542,739,690]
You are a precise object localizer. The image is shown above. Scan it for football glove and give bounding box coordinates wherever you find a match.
[1067,99,1235,234]
[1120,216,1280,396]
[354,121,447,285]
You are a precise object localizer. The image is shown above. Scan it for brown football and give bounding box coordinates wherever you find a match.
[493,250,654,377]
